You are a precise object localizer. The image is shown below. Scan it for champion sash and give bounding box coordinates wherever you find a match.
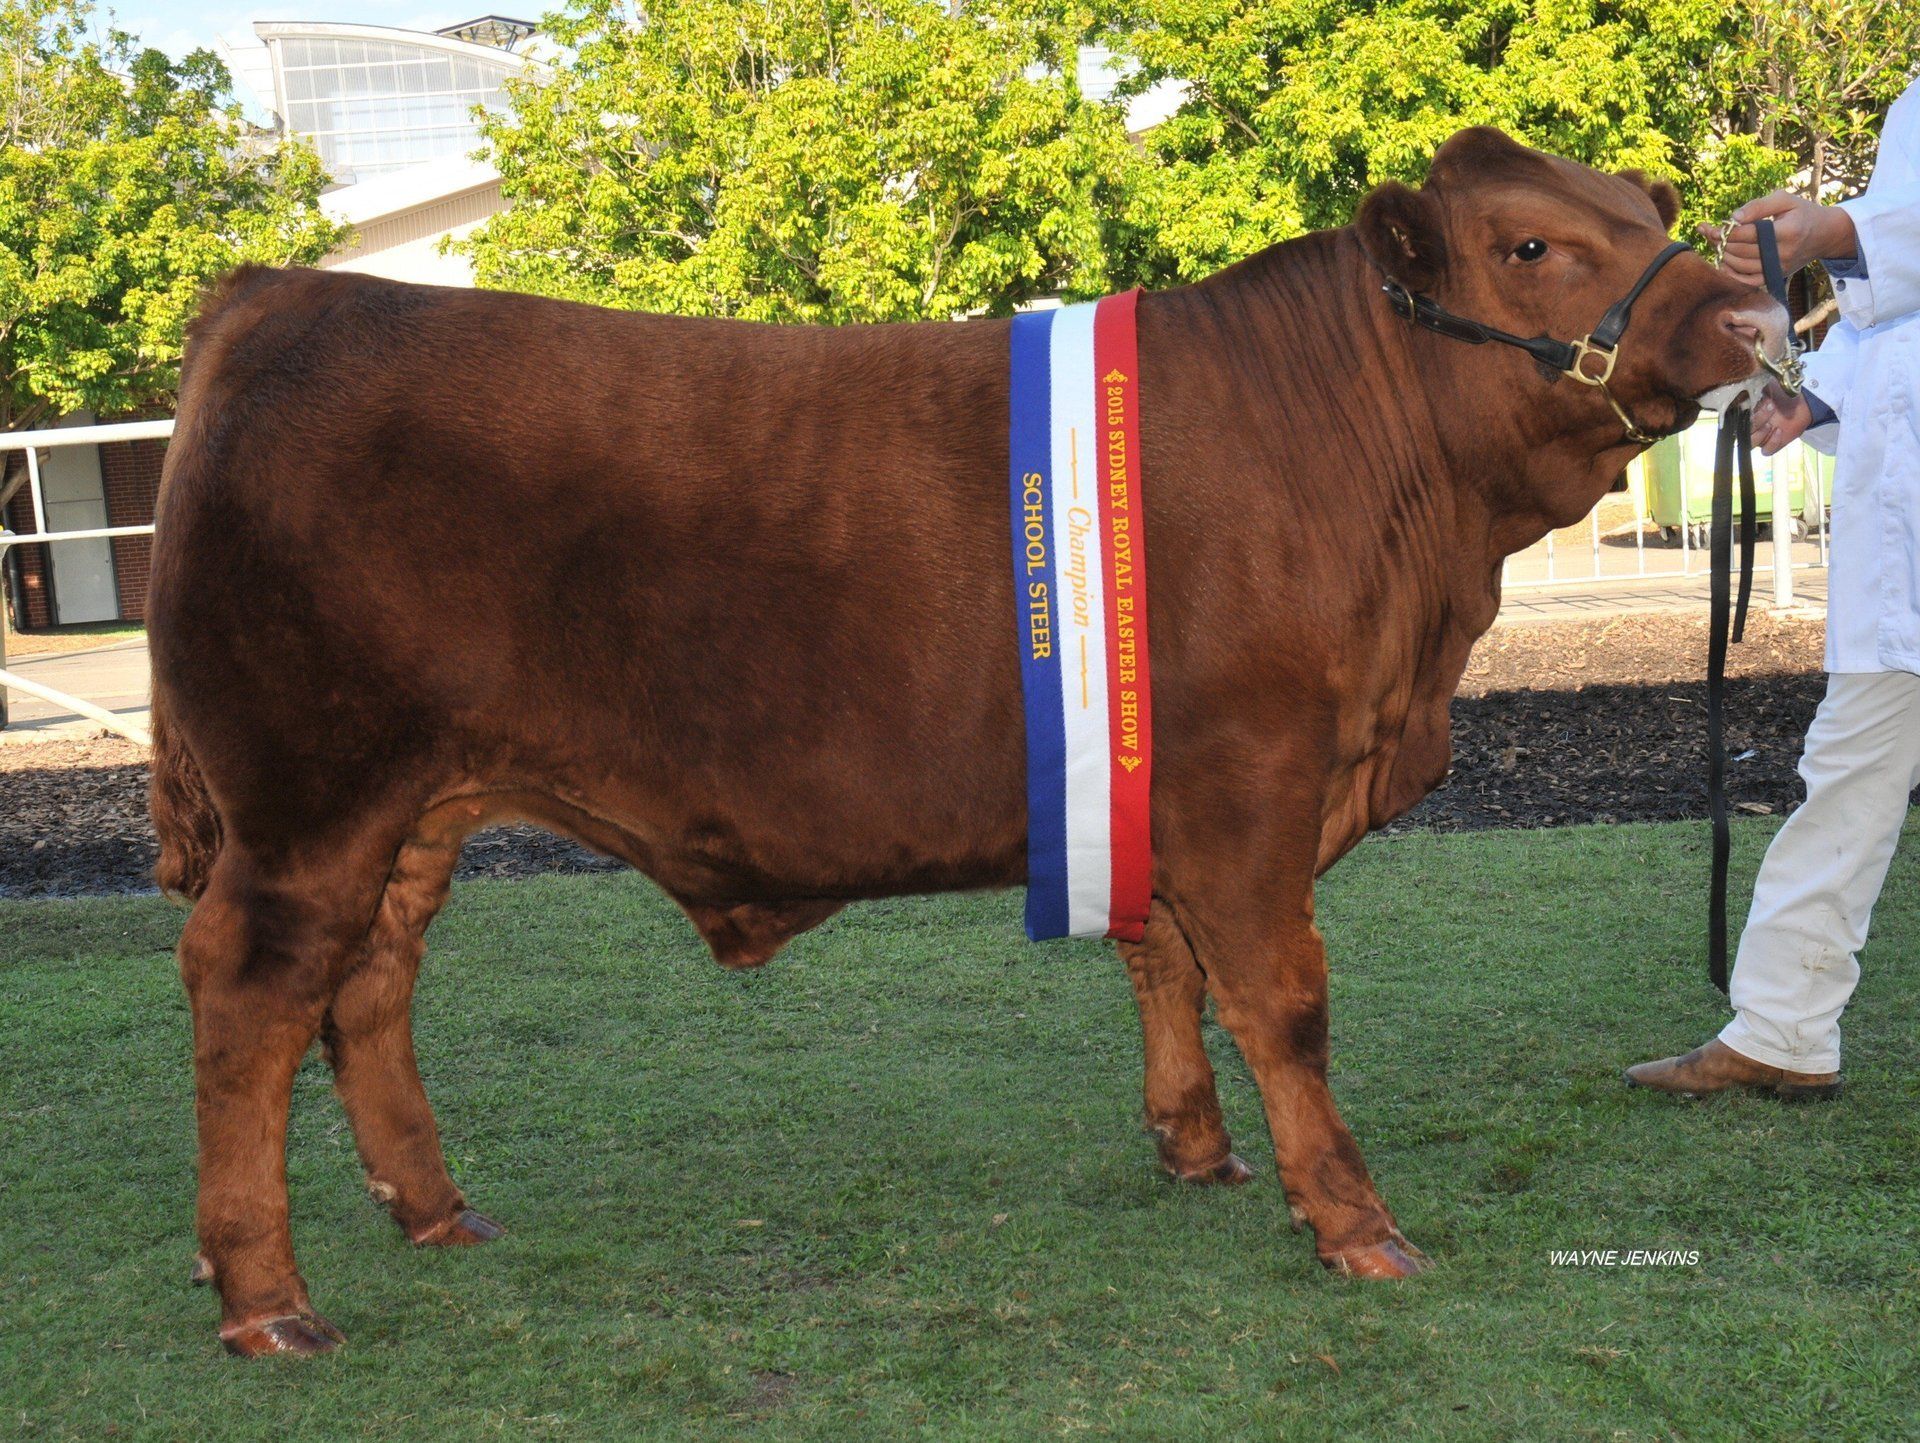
[1008,291,1153,943]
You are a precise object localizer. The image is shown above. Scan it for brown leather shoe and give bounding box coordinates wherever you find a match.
[1624,1039,1842,1100]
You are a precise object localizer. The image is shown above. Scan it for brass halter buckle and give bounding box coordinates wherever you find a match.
[1564,336,1655,445]
[1564,336,1619,388]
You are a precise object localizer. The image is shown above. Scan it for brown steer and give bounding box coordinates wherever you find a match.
[149,127,1782,1355]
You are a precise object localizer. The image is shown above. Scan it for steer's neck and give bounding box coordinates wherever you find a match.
[1163,225,1638,621]
[1151,229,1497,642]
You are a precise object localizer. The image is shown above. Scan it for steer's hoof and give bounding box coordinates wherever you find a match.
[1175,1152,1254,1186]
[1321,1236,1430,1280]
[413,1207,506,1247]
[220,1311,345,1358]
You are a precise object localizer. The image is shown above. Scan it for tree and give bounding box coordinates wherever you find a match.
[462,0,1138,321]
[0,0,342,432]
[469,0,1917,313]
[1099,0,1914,283]
[1100,0,1759,284]
[1723,0,1920,199]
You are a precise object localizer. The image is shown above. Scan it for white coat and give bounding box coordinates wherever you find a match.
[1802,80,1920,674]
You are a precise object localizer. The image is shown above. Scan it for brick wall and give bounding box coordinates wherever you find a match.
[100,436,167,621]
[1790,268,1834,350]
[2,432,167,630]
[2,456,53,630]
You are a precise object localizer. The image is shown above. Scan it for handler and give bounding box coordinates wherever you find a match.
[1629,78,1920,1099]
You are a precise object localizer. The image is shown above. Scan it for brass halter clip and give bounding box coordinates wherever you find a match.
[1717,213,1805,396]
[1756,337,1805,396]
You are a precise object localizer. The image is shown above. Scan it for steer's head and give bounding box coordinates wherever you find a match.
[1355,127,1784,524]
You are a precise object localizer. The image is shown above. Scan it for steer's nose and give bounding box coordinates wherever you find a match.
[1721,293,1790,362]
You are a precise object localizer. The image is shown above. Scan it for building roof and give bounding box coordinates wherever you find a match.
[252,20,539,69]
[437,16,540,50]
[247,21,537,184]
[319,153,501,228]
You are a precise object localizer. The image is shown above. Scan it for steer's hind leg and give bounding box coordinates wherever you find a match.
[1170,833,1426,1279]
[1118,900,1251,1185]
[180,833,399,1356]
[321,835,500,1247]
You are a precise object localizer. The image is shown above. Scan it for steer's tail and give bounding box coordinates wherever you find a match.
[150,691,222,900]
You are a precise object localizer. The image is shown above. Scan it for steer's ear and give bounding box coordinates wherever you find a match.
[1357,181,1447,293]
[1618,169,1681,233]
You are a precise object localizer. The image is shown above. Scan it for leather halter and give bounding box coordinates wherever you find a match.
[1379,239,1692,445]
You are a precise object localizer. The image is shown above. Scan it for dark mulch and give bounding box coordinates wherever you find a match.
[0,744,616,900]
[1394,610,1830,832]
[0,612,1835,898]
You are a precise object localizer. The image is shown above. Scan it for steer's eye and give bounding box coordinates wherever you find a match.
[1510,238,1550,264]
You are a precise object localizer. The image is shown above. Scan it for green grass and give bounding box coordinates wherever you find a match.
[5,820,1920,1441]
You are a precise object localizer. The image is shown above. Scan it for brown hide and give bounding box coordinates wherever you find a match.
[149,128,1781,1351]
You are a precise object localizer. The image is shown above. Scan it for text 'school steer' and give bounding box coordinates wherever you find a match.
[146,126,1784,1356]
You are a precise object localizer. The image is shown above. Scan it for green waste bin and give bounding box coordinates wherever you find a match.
[1638,433,1684,524]
[1638,418,1809,535]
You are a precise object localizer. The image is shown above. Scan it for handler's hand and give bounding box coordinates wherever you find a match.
[1751,381,1813,456]
[1698,191,1858,288]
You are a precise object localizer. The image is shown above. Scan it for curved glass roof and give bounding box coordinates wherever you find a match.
[255,23,530,184]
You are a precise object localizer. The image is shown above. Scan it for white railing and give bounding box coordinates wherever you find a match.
[0,418,173,745]
[1501,414,1829,607]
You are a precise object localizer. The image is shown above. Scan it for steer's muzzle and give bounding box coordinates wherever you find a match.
[1694,292,1792,412]
[1720,292,1791,364]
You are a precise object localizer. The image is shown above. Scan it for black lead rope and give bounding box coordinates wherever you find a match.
[1707,217,1790,994]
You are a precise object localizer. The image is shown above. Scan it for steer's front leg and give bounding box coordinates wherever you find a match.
[1117,899,1252,1185]
[1166,846,1427,1279]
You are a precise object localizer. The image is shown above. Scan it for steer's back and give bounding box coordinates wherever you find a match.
[151,267,1031,897]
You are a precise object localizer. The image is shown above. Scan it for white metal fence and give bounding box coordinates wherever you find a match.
[1,418,173,744]
[1501,415,1830,609]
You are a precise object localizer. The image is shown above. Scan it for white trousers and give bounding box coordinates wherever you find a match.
[1720,670,1920,1073]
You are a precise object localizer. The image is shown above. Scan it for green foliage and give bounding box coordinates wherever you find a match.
[465,0,1138,321]
[470,0,1918,311]
[1688,131,1798,232]
[1721,0,1920,196]
[1107,0,1917,281]
[7,0,1914,407]
[0,0,343,431]
[1103,0,1746,281]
